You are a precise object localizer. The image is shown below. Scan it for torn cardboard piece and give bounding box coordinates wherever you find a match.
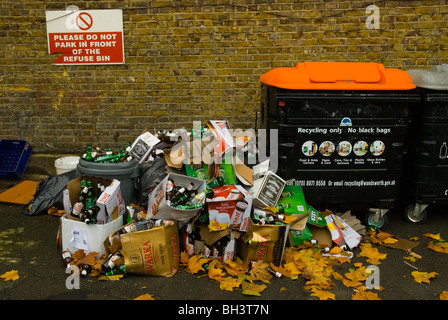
[288,213,312,246]
[0,180,39,205]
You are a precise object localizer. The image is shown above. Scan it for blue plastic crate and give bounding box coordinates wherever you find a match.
[0,139,33,179]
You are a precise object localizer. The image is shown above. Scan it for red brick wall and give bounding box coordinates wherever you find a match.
[1,0,447,153]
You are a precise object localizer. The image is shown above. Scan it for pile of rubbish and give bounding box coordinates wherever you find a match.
[50,120,367,285]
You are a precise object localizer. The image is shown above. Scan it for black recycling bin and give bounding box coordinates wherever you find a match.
[260,62,420,227]
[402,65,448,223]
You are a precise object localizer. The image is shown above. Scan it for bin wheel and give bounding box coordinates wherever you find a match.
[366,212,388,229]
[404,204,427,224]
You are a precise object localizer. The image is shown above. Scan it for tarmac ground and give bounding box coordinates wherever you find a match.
[0,154,447,309]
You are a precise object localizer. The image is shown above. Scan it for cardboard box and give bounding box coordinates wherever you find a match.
[106,221,179,277]
[234,185,252,232]
[96,179,126,224]
[60,215,123,256]
[207,185,252,231]
[60,175,126,256]
[129,130,161,163]
[66,176,125,225]
[147,173,206,221]
[239,219,290,266]
[248,164,286,207]
[276,185,308,215]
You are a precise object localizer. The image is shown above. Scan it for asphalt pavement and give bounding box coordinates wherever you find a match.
[0,168,447,306]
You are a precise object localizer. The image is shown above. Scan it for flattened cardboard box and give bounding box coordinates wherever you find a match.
[106,221,180,277]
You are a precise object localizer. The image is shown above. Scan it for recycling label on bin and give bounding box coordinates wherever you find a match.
[293,124,396,168]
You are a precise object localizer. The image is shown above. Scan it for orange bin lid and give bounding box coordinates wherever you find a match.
[260,62,416,90]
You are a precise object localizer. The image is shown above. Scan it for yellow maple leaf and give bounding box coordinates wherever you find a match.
[224,258,248,276]
[0,270,19,281]
[332,271,344,281]
[440,291,448,300]
[282,215,298,224]
[220,277,243,291]
[411,271,438,284]
[98,274,124,281]
[329,246,343,254]
[180,251,190,266]
[208,259,226,282]
[283,261,301,278]
[423,233,444,241]
[249,260,272,283]
[352,290,381,300]
[427,241,448,254]
[342,266,368,288]
[310,288,335,300]
[358,243,387,265]
[409,236,419,241]
[187,254,210,274]
[241,281,267,296]
[72,249,86,265]
[404,255,417,263]
[376,230,394,240]
[383,237,398,244]
[134,293,155,300]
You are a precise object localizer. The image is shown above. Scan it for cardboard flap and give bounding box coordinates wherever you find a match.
[289,213,309,231]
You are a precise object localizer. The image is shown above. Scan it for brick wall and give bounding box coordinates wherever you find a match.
[1,0,447,153]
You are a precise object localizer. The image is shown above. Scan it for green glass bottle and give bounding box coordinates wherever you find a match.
[83,145,93,161]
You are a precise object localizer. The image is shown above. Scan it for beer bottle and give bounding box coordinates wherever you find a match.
[188,188,214,205]
[154,219,174,227]
[105,264,126,276]
[169,187,185,206]
[171,193,191,207]
[165,179,175,206]
[71,200,84,218]
[81,264,93,277]
[86,208,98,224]
[62,250,73,268]
[119,222,137,234]
[85,180,97,210]
[97,182,105,194]
[267,266,283,278]
[79,210,92,224]
[185,183,195,195]
[121,142,132,154]
[83,145,93,161]
[102,251,124,273]
[79,179,88,201]
[176,203,203,210]
[94,153,120,163]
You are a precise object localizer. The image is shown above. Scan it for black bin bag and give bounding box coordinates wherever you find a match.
[22,170,78,216]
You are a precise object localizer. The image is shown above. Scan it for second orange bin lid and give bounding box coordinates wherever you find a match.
[260,62,416,90]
